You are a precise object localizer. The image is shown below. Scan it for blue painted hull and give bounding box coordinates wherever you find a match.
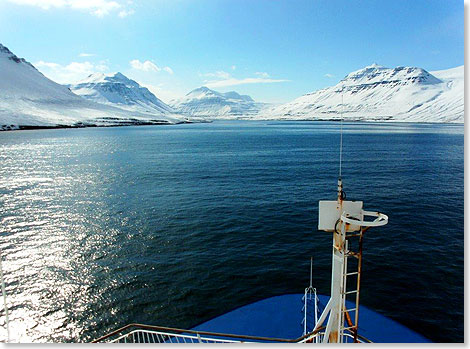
[191,294,430,343]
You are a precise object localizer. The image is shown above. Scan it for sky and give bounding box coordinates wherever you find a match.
[0,0,464,103]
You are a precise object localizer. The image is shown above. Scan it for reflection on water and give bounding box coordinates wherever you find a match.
[0,136,130,342]
[0,121,464,342]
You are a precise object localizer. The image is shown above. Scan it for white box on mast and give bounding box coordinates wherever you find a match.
[318,200,363,232]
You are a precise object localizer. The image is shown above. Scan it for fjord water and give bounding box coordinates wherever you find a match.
[0,121,463,343]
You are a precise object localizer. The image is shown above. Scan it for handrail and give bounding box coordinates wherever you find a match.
[113,329,245,343]
[92,323,311,343]
[91,322,371,344]
[92,314,373,343]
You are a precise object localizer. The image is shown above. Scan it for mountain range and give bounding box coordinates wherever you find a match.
[0,44,184,130]
[0,43,464,129]
[170,86,268,118]
[263,63,463,123]
[69,72,174,115]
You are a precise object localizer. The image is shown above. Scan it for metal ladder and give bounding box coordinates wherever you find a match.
[339,228,364,343]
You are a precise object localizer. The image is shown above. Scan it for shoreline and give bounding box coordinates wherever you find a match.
[0,120,198,132]
[1,117,463,132]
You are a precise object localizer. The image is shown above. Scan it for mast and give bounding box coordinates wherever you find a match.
[310,98,389,343]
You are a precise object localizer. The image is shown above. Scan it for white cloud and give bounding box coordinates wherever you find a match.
[7,0,67,9]
[34,60,109,83]
[7,0,131,17]
[231,65,236,71]
[205,77,288,88]
[255,72,270,78]
[71,0,121,17]
[118,8,134,17]
[130,59,173,74]
[324,73,334,78]
[79,53,95,57]
[200,70,231,79]
[201,70,287,88]
[130,59,160,72]
[35,61,61,69]
[163,66,174,75]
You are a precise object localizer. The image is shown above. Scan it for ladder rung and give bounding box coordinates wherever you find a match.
[343,308,357,313]
[345,272,359,276]
[344,290,358,295]
[342,326,357,331]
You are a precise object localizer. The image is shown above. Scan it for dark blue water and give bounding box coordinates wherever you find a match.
[0,121,463,342]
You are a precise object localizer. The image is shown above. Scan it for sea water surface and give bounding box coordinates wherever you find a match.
[0,121,464,342]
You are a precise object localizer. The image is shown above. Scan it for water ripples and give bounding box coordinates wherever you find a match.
[0,121,463,342]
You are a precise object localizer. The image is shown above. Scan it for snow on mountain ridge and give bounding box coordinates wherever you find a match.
[431,65,464,80]
[69,72,174,114]
[0,43,183,128]
[339,64,442,87]
[184,86,254,102]
[223,91,254,102]
[0,43,36,70]
[0,43,86,103]
[264,64,463,123]
[171,86,264,118]
[0,43,462,127]
[79,72,137,85]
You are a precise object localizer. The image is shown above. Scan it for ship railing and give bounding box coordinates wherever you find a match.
[92,323,371,343]
[109,329,248,343]
[92,323,301,343]
[301,286,319,337]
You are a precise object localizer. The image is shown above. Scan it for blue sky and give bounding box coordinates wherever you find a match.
[0,0,464,103]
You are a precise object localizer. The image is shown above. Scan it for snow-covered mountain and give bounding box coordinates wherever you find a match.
[263,64,463,123]
[1,43,462,129]
[69,72,174,115]
[0,44,183,130]
[170,86,268,118]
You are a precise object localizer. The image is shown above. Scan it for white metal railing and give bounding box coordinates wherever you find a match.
[301,257,320,341]
[111,329,251,343]
[93,324,370,344]
[301,286,319,337]
[92,324,299,343]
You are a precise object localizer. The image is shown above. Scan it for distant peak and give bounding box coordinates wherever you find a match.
[86,72,105,79]
[187,86,215,96]
[340,63,442,86]
[223,90,241,98]
[356,63,387,72]
[365,63,383,69]
[0,42,36,69]
[182,86,256,102]
[194,86,212,92]
[78,72,134,84]
[0,43,12,55]
[109,72,128,80]
[223,90,254,102]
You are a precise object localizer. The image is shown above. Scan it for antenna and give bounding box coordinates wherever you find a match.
[339,86,344,179]
[313,81,391,343]
[309,256,313,288]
